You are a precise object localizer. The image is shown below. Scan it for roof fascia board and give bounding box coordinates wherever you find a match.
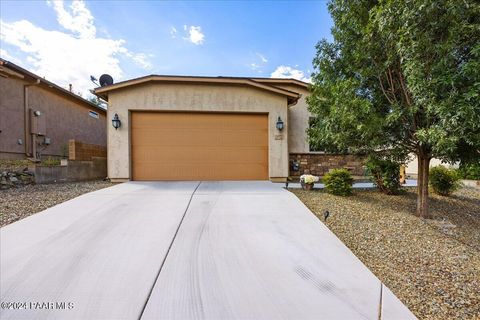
[252,78,310,89]
[94,75,300,101]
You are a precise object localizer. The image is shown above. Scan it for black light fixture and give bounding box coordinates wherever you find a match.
[276,116,284,131]
[112,113,121,130]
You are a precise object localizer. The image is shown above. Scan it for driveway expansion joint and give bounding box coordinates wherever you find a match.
[137,181,202,320]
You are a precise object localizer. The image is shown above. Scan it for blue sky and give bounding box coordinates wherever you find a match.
[0,0,333,95]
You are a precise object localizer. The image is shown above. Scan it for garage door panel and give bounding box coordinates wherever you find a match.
[133,164,267,181]
[132,147,268,164]
[131,129,268,147]
[131,112,268,180]
[131,113,266,130]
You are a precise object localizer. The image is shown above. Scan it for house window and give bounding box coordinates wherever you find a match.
[308,117,324,152]
[89,111,99,119]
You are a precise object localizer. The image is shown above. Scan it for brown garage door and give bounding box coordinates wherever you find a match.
[131,112,269,180]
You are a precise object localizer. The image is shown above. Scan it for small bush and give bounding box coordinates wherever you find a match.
[41,157,60,166]
[429,166,461,196]
[365,156,402,195]
[457,162,480,180]
[0,160,31,171]
[323,169,354,196]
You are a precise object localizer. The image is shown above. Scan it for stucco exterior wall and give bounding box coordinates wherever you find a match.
[106,83,289,181]
[0,77,27,158]
[405,154,456,177]
[270,84,311,154]
[0,76,106,159]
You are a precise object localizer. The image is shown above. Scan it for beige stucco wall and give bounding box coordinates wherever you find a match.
[269,84,311,154]
[106,83,289,181]
[405,154,457,177]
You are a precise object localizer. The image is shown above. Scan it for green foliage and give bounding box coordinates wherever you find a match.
[322,169,354,196]
[88,96,107,109]
[308,0,480,164]
[308,0,480,215]
[457,162,480,180]
[41,157,60,167]
[0,160,31,171]
[429,166,461,196]
[365,156,402,195]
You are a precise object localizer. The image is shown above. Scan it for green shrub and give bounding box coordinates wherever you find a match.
[323,169,354,196]
[457,162,480,180]
[365,156,401,195]
[0,160,31,171]
[41,157,60,166]
[429,166,461,196]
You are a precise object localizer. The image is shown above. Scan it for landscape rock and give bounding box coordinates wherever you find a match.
[0,169,35,189]
[0,181,113,227]
[292,188,480,320]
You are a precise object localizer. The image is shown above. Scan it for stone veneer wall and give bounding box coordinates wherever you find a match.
[289,153,366,177]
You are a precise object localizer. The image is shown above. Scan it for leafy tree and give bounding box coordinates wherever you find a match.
[308,0,480,217]
[88,96,107,109]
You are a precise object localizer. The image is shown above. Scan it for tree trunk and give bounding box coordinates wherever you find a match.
[416,154,431,218]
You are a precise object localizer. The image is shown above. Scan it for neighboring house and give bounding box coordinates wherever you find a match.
[95,75,365,182]
[0,59,107,160]
[405,156,457,178]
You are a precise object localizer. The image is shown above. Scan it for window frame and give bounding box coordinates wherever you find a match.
[88,110,100,119]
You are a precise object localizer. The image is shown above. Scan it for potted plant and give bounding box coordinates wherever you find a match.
[300,174,319,190]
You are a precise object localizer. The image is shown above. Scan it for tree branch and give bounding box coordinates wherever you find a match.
[398,70,412,106]
[386,68,399,103]
[378,75,395,104]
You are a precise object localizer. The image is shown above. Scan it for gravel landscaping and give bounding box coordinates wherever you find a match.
[292,187,480,320]
[0,181,114,227]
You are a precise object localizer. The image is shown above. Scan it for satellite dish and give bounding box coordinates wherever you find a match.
[99,74,114,87]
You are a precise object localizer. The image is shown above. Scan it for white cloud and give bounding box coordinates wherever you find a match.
[248,52,268,73]
[270,65,312,83]
[123,52,153,70]
[184,25,205,45]
[0,48,22,64]
[170,26,177,38]
[173,25,205,45]
[0,0,152,96]
[249,63,260,71]
[48,0,95,39]
[256,52,268,63]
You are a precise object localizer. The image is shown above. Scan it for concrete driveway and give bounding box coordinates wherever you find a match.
[0,181,416,319]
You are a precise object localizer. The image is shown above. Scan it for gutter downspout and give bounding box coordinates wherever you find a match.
[23,79,41,158]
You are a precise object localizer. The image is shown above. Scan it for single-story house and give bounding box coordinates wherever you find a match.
[0,59,107,160]
[94,75,365,182]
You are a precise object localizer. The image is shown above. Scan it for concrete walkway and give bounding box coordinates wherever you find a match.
[0,181,416,319]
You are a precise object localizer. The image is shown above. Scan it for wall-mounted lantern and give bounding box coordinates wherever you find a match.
[276,116,284,131]
[112,113,121,130]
